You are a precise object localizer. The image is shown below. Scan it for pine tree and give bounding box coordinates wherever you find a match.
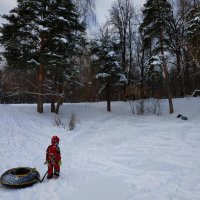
[140,0,174,113]
[0,0,85,113]
[140,0,172,52]
[42,0,86,113]
[0,1,39,69]
[91,28,126,111]
[146,56,163,95]
[1,1,44,112]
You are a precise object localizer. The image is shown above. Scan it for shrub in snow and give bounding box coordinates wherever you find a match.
[129,99,162,115]
[54,115,64,127]
[53,112,78,130]
[68,112,77,131]
[147,99,162,116]
[135,99,145,115]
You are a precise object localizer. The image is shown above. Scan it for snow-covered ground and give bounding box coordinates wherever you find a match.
[1,98,200,200]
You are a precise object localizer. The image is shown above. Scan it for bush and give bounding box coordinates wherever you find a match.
[68,112,77,131]
[129,98,162,115]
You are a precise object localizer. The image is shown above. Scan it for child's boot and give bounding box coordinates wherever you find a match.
[54,171,60,178]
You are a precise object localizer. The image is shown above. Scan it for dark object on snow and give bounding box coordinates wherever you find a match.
[0,167,40,188]
[177,114,188,120]
[181,116,188,120]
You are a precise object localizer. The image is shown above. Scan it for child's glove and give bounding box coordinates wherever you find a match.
[58,160,62,166]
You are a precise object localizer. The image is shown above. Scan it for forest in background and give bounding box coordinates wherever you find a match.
[0,0,200,114]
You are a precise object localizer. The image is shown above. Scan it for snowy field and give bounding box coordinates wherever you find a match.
[1,97,200,200]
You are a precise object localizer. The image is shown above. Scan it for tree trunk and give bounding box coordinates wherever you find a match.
[37,32,46,113]
[54,80,66,114]
[55,96,62,114]
[106,83,111,112]
[140,46,145,99]
[51,68,58,113]
[166,73,174,113]
[163,62,174,113]
[128,17,133,89]
[175,50,182,97]
[37,65,45,113]
[51,102,55,113]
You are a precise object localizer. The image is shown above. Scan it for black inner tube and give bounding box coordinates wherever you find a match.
[0,167,48,188]
[10,168,31,175]
[0,167,41,188]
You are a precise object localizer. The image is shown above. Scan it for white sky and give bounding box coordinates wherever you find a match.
[0,0,146,26]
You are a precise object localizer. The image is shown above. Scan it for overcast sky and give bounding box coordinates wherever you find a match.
[0,0,146,26]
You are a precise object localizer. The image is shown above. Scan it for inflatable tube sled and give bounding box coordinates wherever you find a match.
[177,114,188,120]
[177,114,182,118]
[0,167,40,188]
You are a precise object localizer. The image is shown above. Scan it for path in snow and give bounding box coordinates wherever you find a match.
[1,98,200,200]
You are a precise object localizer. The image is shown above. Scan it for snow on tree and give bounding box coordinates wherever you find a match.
[90,27,126,111]
[140,0,174,114]
[73,0,96,27]
[0,0,86,113]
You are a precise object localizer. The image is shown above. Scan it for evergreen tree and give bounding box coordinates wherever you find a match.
[42,0,86,113]
[0,0,85,113]
[91,28,126,111]
[140,0,174,113]
[146,56,163,96]
[0,1,39,69]
[140,0,173,53]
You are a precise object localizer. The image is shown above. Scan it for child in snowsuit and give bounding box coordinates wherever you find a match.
[45,135,62,179]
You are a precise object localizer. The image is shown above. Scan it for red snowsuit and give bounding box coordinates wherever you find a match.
[46,144,61,177]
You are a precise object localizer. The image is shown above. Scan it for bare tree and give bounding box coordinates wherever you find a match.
[109,0,135,78]
[74,0,96,27]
